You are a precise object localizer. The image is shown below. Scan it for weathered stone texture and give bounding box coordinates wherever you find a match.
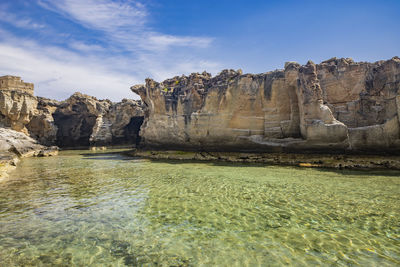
[0,127,58,179]
[132,57,400,153]
[0,90,38,134]
[0,75,34,95]
[1,77,144,148]
[53,93,144,147]
[90,98,144,146]
[27,97,60,146]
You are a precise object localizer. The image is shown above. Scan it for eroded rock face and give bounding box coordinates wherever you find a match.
[0,79,59,146]
[90,99,144,146]
[0,127,58,179]
[53,93,110,147]
[53,93,144,147]
[132,57,400,153]
[0,127,44,158]
[0,90,38,134]
[27,97,60,146]
[1,79,144,148]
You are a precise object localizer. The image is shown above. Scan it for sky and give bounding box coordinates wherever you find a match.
[0,0,399,101]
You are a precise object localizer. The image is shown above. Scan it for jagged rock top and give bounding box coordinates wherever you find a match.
[130,56,400,153]
[131,57,400,94]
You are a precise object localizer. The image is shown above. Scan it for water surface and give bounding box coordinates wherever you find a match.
[0,150,399,266]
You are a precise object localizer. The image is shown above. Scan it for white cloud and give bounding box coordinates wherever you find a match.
[0,1,221,101]
[0,34,140,101]
[0,29,222,101]
[145,33,214,50]
[38,0,147,31]
[68,41,106,52]
[0,8,45,29]
[38,0,213,50]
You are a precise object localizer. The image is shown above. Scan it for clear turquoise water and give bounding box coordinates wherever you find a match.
[0,150,399,266]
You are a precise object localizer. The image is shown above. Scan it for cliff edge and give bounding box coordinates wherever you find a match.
[132,57,400,153]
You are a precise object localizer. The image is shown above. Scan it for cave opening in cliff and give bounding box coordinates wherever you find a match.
[121,116,144,146]
[53,113,97,148]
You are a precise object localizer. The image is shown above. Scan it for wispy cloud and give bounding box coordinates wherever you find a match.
[38,0,212,50]
[68,40,106,52]
[144,33,214,50]
[0,8,45,29]
[0,0,220,101]
[0,28,222,101]
[0,32,139,101]
[38,0,147,31]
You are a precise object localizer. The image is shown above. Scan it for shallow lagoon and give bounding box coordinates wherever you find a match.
[0,150,399,266]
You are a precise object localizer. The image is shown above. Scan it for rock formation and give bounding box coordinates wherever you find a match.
[0,76,59,144]
[0,76,58,178]
[0,127,58,179]
[0,86,38,134]
[0,76,144,177]
[27,97,60,146]
[132,57,400,153]
[90,98,144,146]
[1,76,144,150]
[53,93,144,147]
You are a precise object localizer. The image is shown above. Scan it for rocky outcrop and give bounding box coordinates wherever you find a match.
[0,127,57,179]
[0,90,38,134]
[1,76,144,149]
[131,150,400,170]
[0,76,144,177]
[0,77,59,178]
[53,93,144,147]
[0,82,59,145]
[90,99,144,146]
[132,57,400,153]
[52,93,109,147]
[27,97,60,146]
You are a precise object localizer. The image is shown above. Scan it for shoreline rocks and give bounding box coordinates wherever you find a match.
[129,149,400,170]
[0,127,58,180]
[1,75,144,178]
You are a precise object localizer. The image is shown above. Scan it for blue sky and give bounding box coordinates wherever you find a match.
[0,0,399,101]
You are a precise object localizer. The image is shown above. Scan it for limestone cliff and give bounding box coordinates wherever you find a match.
[0,76,59,145]
[27,97,60,146]
[1,76,144,149]
[53,93,144,147]
[90,99,144,146]
[0,89,38,134]
[131,57,400,153]
[0,76,143,177]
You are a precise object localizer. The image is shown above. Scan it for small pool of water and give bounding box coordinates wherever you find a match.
[0,150,399,266]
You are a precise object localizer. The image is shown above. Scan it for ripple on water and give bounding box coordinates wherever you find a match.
[0,150,399,266]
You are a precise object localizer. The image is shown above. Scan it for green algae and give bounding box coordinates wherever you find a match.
[0,150,399,266]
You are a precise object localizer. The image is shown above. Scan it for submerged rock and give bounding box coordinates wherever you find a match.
[131,57,400,153]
